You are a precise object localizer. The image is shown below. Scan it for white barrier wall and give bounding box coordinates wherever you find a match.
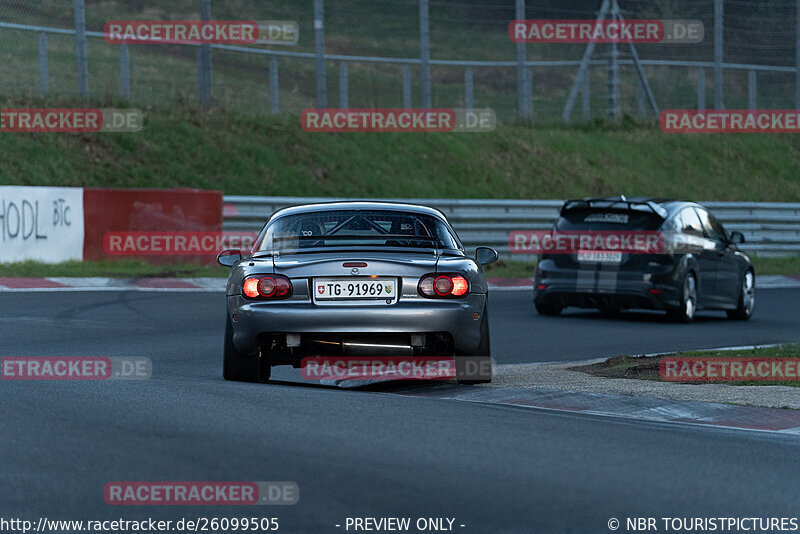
[0,186,84,263]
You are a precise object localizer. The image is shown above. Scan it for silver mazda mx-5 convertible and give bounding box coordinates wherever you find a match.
[217,201,498,384]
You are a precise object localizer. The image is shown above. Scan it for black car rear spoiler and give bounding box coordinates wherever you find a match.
[560,197,668,219]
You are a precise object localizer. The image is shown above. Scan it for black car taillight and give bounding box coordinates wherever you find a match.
[242,275,293,300]
[418,273,469,299]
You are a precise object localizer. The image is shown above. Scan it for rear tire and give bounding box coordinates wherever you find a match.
[727,269,755,320]
[535,301,563,316]
[666,272,697,323]
[457,304,492,385]
[223,315,270,382]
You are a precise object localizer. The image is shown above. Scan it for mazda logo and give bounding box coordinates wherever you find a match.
[350,267,359,275]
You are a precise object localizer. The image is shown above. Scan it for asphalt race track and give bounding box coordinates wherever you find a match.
[2,289,800,532]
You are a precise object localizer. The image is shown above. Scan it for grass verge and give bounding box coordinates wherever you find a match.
[572,344,800,387]
[0,260,228,278]
[3,105,800,201]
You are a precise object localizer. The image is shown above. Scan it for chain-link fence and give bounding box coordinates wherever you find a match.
[0,0,798,122]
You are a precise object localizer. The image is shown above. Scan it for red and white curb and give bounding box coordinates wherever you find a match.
[0,275,798,292]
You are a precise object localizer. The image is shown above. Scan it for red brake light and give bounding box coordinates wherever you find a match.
[418,273,470,299]
[451,276,469,296]
[242,275,293,299]
[243,277,260,298]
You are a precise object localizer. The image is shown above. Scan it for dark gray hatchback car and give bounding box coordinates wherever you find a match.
[533,197,755,322]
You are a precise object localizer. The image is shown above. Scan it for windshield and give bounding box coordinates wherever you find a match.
[256,209,460,252]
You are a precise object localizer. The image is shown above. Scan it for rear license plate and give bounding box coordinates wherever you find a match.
[313,278,398,303]
[577,250,622,263]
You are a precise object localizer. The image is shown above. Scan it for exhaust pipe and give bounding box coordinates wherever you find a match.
[432,334,452,355]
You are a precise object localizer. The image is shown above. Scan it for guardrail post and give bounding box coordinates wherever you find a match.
[464,67,473,112]
[419,0,431,108]
[73,0,89,98]
[402,65,412,109]
[339,62,349,109]
[748,70,757,110]
[582,67,590,121]
[714,0,723,109]
[120,43,131,101]
[270,57,279,114]
[314,0,327,107]
[38,32,49,97]
[697,67,705,110]
[197,0,212,108]
[515,0,529,120]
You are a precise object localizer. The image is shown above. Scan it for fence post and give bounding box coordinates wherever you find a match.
[402,65,412,109]
[607,41,620,120]
[419,0,431,108]
[748,70,757,110]
[714,0,723,109]
[582,67,590,121]
[270,57,279,114]
[796,0,800,109]
[314,0,326,107]
[197,0,212,108]
[339,62,349,109]
[120,44,131,101]
[527,67,534,118]
[73,0,89,98]
[697,67,705,110]
[38,32,49,97]
[637,77,646,116]
[464,67,473,112]
[515,0,528,120]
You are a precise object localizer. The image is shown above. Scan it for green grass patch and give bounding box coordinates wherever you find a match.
[572,344,800,386]
[751,256,800,276]
[0,260,228,278]
[3,104,800,202]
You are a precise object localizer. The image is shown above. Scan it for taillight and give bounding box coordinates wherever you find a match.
[242,275,293,300]
[418,273,469,298]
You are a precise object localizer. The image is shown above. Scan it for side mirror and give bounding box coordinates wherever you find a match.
[475,246,499,266]
[729,231,745,244]
[217,249,242,267]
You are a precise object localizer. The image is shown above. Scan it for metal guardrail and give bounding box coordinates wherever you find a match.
[223,196,800,258]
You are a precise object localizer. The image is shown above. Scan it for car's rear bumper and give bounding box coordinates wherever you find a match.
[534,268,681,311]
[228,293,486,355]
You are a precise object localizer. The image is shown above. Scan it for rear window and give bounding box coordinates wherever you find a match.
[257,209,460,252]
[555,209,663,231]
